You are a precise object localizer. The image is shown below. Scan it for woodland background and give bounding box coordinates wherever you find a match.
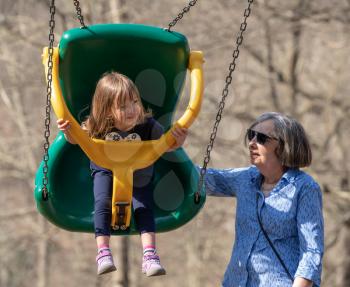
[1,0,350,286]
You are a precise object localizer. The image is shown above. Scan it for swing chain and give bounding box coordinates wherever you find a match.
[195,0,254,204]
[166,0,198,31]
[42,0,56,201]
[73,0,87,28]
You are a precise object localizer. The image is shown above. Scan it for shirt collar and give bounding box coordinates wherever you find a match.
[249,165,299,186]
[281,168,299,184]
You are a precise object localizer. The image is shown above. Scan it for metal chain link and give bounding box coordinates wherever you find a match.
[73,0,86,28]
[195,0,254,203]
[42,0,56,201]
[166,0,198,31]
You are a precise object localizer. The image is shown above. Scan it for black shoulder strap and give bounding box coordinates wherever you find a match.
[256,193,294,282]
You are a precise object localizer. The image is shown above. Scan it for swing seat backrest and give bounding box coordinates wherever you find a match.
[34,24,205,234]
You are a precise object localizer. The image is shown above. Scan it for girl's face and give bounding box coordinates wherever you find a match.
[248,120,282,170]
[113,96,142,131]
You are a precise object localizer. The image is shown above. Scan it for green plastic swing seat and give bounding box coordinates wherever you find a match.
[34,24,205,234]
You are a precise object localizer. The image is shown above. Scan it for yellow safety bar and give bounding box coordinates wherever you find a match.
[42,47,204,229]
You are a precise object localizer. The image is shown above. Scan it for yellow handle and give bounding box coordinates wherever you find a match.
[176,51,204,129]
[42,48,204,169]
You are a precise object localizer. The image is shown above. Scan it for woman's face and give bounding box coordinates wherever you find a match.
[248,120,281,170]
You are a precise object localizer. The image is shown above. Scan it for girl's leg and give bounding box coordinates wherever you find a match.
[140,232,156,256]
[96,235,110,249]
[91,164,116,275]
[140,232,156,249]
[133,185,166,276]
[139,232,165,276]
[92,166,113,238]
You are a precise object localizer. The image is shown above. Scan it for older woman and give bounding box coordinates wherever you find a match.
[203,112,324,287]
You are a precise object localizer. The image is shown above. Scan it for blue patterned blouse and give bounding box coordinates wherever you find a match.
[204,166,324,287]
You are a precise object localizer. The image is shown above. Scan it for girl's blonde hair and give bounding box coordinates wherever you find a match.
[83,72,151,138]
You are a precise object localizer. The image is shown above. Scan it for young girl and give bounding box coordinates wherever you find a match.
[57,72,188,276]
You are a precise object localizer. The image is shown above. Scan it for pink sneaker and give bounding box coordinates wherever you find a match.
[142,254,166,276]
[96,249,117,275]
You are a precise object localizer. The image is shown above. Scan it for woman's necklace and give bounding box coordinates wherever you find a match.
[261,180,278,196]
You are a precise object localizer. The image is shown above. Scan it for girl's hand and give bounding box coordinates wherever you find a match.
[57,119,76,144]
[57,118,71,133]
[168,127,188,151]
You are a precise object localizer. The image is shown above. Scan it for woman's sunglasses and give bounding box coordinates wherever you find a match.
[246,129,278,145]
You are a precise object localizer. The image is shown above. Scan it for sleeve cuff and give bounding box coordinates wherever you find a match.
[294,267,321,287]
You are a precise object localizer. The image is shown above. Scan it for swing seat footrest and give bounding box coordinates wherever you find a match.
[114,202,130,230]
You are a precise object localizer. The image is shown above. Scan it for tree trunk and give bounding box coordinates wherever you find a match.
[111,237,129,287]
[36,216,49,287]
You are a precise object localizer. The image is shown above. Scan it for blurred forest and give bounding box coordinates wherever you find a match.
[1,0,350,286]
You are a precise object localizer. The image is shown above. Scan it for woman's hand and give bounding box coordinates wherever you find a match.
[57,118,76,144]
[168,127,188,151]
[292,277,313,287]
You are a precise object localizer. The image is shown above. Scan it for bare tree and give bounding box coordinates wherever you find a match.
[1,1,350,287]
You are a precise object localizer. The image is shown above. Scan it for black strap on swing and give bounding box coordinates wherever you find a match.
[195,0,254,204]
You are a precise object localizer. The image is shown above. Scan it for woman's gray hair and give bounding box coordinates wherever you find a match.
[245,112,312,168]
